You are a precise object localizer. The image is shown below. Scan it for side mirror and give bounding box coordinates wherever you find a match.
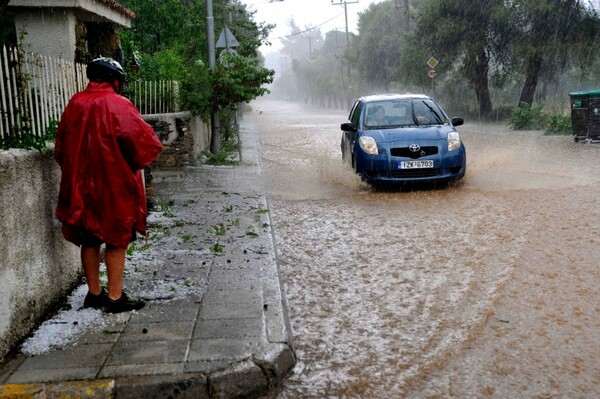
[341,122,356,132]
[451,117,464,127]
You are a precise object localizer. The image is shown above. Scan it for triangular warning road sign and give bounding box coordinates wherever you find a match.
[216,26,239,48]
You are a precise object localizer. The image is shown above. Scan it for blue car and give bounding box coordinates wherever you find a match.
[340,93,466,186]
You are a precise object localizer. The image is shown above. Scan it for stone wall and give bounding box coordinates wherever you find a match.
[144,112,209,168]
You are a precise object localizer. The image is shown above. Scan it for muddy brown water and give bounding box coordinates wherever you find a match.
[247,99,600,398]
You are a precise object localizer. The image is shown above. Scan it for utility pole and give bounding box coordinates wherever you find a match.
[330,0,358,50]
[331,0,357,108]
[206,0,220,154]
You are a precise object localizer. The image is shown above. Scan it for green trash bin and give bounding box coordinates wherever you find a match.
[569,90,600,142]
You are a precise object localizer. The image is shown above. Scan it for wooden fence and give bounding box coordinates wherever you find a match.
[0,45,178,146]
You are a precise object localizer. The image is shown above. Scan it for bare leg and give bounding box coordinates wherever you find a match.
[81,246,102,295]
[105,245,126,301]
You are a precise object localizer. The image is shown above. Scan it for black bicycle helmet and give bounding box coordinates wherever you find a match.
[86,57,126,85]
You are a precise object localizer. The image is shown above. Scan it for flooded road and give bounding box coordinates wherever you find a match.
[247,99,600,398]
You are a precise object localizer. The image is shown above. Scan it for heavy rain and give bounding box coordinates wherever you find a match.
[250,99,600,398]
[1,0,600,397]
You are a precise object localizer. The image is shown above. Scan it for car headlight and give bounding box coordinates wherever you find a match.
[448,131,461,152]
[359,136,378,155]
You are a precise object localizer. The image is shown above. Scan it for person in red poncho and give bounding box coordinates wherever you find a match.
[55,57,163,314]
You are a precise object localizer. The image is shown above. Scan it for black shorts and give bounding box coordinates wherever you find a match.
[61,224,136,248]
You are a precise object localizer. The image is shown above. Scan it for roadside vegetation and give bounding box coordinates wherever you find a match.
[269,0,600,135]
[2,0,598,149]
[509,104,572,135]
[116,0,274,158]
[0,0,274,154]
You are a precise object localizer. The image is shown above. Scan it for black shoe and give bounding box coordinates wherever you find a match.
[83,288,107,310]
[104,292,146,314]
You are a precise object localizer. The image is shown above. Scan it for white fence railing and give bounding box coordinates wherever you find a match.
[0,46,87,141]
[129,80,179,115]
[0,45,179,146]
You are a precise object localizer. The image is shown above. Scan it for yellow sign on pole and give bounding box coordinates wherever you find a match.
[427,57,439,69]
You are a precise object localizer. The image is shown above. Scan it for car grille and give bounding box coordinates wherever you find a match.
[391,168,441,178]
[390,146,438,159]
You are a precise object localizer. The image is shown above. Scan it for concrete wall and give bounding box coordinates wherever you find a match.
[14,8,78,60]
[10,0,132,62]
[0,113,209,363]
[0,149,80,364]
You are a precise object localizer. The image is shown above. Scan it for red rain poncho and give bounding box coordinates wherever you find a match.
[55,82,163,248]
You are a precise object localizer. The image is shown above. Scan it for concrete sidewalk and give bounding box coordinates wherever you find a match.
[0,123,295,398]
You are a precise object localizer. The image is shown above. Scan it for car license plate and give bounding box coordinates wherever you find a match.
[399,160,434,169]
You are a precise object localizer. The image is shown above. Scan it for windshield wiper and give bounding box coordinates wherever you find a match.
[420,101,444,124]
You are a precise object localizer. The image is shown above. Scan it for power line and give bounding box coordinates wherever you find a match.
[269,12,345,40]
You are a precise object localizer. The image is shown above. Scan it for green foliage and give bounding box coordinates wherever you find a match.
[212,54,274,109]
[119,0,274,131]
[181,233,196,242]
[159,201,176,218]
[137,48,186,81]
[1,119,59,154]
[272,0,596,118]
[276,22,354,106]
[201,131,241,165]
[178,60,212,117]
[126,241,152,256]
[509,103,572,135]
[509,103,544,130]
[349,1,406,87]
[210,243,224,253]
[542,113,572,135]
[210,223,228,235]
[150,225,171,238]
[202,148,238,165]
[183,278,195,287]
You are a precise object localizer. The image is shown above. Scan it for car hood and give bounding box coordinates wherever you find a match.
[366,126,453,143]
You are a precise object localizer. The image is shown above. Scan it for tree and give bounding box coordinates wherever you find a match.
[414,0,506,117]
[119,0,274,154]
[348,1,406,91]
[277,18,329,104]
[508,0,600,106]
[211,53,274,108]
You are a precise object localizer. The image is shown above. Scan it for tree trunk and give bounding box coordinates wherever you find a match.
[468,46,493,117]
[518,51,543,107]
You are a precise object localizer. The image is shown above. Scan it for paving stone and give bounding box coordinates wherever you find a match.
[193,318,264,340]
[0,123,295,398]
[119,321,195,342]
[7,367,100,384]
[187,338,265,362]
[17,344,112,370]
[107,340,188,366]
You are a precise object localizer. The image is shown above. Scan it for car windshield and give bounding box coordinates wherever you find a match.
[363,99,448,129]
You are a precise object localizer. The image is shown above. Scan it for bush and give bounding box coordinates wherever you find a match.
[542,113,572,135]
[1,119,58,154]
[509,102,544,130]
